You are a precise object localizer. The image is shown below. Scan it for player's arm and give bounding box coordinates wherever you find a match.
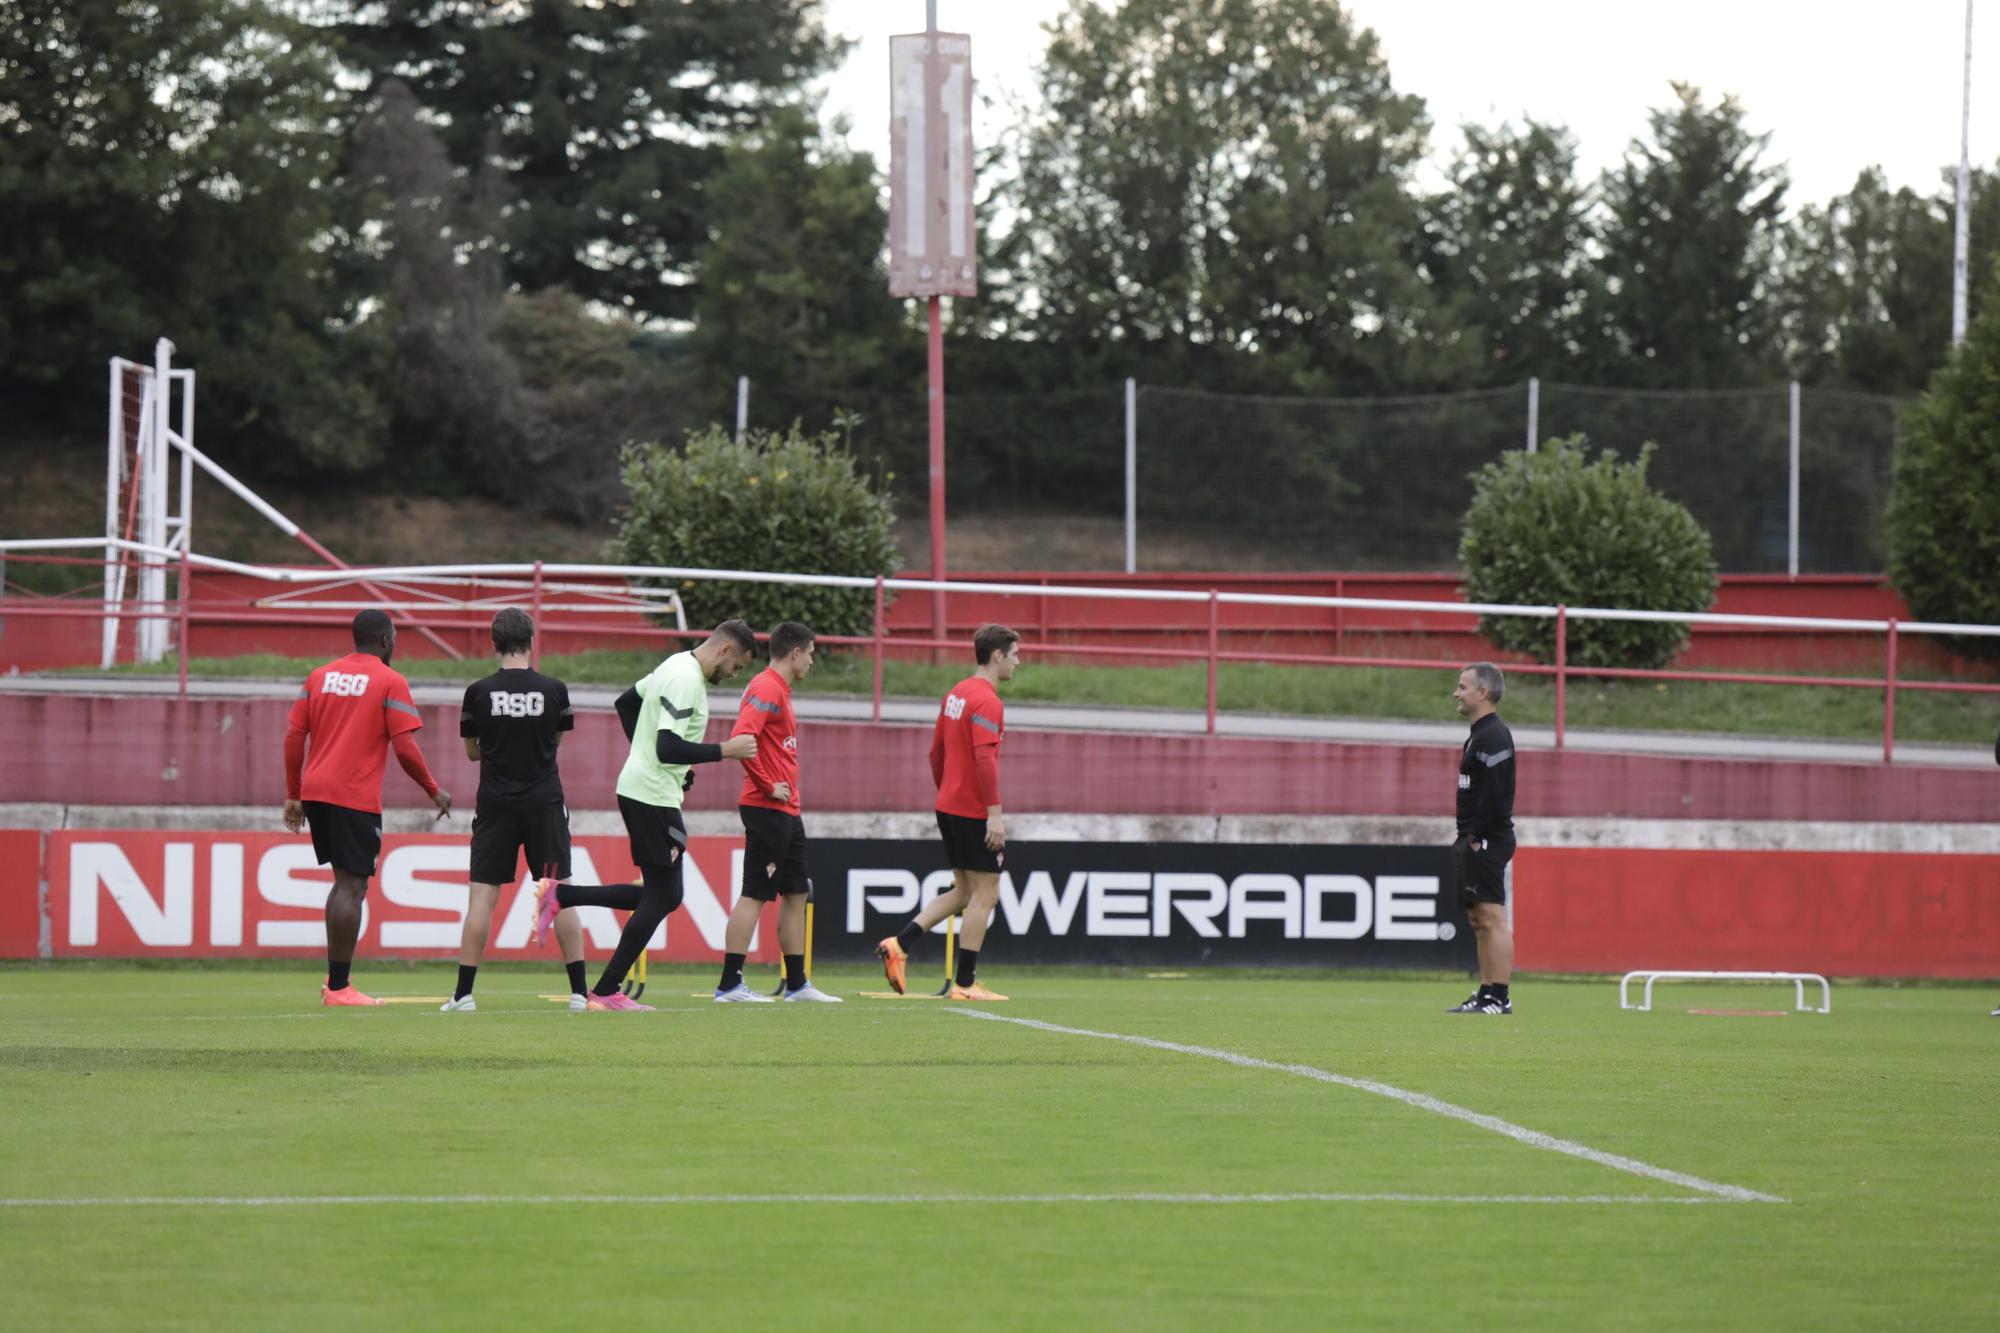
[732,683,782,796]
[654,668,754,765]
[555,680,574,749]
[459,683,482,763]
[970,700,1005,849]
[929,720,946,790]
[282,681,311,832]
[1471,739,1515,847]
[615,684,642,740]
[385,679,451,819]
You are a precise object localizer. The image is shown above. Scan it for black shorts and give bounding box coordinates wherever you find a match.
[304,801,382,878]
[739,806,809,901]
[936,810,1004,874]
[1453,836,1514,906]
[469,801,572,885]
[618,795,688,870]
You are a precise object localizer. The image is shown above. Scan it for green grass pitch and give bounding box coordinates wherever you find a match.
[2,966,1994,1329]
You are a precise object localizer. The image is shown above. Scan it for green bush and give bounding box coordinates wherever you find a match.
[1887,269,2000,658]
[1459,434,1718,668]
[613,422,900,640]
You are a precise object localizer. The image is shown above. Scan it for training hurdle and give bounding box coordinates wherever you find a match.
[1620,971,1831,1014]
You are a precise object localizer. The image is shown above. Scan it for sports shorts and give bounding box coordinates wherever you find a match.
[304,800,383,878]
[1453,835,1514,907]
[618,795,688,870]
[936,809,1004,874]
[468,801,572,885]
[739,806,809,901]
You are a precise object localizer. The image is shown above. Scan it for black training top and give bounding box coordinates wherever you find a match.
[460,667,574,811]
[1456,712,1516,843]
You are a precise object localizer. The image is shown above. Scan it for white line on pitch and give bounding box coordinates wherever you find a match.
[0,1191,1751,1210]
[948,1010,1785,1204]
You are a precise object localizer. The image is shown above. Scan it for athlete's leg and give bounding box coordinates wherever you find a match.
[324,868,368,989]
[1468,901,1513,985]
[592,861,681,997]
[459,883,502,966]
[777,891,807,955]
[956,871,1000,951]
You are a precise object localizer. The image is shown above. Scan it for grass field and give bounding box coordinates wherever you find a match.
[89,649,2000,748]
[3,965,1994,1329]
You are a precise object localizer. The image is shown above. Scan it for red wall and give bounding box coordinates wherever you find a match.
[1515,847,2000,979]
[1,693,1994,824]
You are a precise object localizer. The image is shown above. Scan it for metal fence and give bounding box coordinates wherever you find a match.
[734,378,1904,575]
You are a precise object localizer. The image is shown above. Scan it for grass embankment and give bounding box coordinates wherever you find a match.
[81,649,1998,747]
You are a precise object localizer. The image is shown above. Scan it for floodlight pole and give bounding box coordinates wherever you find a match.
[1952,0,1974,347]
[926,1,947,657]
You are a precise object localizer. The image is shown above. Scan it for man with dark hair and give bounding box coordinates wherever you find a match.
[282,608,452,1006]
[877,623,1020,1001]
[1447,661,1517,1015]
[533,620,759,1010]
[713,621,840,1003]
[444,608,614,1012]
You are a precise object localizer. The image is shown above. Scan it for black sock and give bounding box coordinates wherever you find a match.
[719,953,746,992]
[1490,983,1510,1002]
[560,882,643,912]
[565,961,587,995]
[1476,982,1493,998]
[328,959,352,991]
[955,947,979,989]
[454,965,477,1001]
[897,920,926,952]
[784,953,807,991]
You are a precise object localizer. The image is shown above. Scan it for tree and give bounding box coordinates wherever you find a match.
[688,109,915,456]
[998,0,1453,396]
[322,0,844,322]
[351,80,697,517]
[1780,164,2000,397]
[1424,119,1600,384]
[1588,84,1788,388]
[0,0,383,469]
[1886,258,2000,657]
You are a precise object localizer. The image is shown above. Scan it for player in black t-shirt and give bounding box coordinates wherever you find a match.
[443,608,633,1011]
[1447,661,1518,1016]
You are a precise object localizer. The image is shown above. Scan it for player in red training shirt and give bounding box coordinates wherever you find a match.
[877,623,1020,1000]
[711,621,840,1003]
[282,609,452,1006]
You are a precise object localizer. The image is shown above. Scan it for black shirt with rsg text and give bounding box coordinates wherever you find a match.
[460,668,574,812]
[1455,711,1516,844]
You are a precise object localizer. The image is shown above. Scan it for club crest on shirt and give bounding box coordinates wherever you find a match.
[765,862,777,879]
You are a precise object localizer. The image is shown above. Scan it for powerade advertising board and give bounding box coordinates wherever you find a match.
[813,841,1476,969]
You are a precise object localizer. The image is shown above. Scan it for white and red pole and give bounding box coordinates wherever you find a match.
[927,293,947,654]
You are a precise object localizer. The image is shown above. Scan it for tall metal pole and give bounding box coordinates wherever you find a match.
[924,0,947,655]
[1525,377,1539,454]
[735,375,749,443]
[1124,378,1137,573]
[1952,0,1975,347]
[1788,381,1801,577]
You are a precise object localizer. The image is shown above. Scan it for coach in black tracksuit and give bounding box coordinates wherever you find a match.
[1447,661,1517,1015]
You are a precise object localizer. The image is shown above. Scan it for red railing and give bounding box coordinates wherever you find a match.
[3,543,1998,763]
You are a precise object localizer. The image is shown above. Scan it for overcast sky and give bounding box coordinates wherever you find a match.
[817,0,1997,209]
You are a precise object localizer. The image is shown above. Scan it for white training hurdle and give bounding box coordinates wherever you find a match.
[1620,971,1831,1014]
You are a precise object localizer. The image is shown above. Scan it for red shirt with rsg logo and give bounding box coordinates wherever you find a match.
[286,653,425,813]
[732,667,800,814]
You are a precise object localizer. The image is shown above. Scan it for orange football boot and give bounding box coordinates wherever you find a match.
[321,982,383,1007]
[947,981,1008,1002]
[875,937,908,994]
